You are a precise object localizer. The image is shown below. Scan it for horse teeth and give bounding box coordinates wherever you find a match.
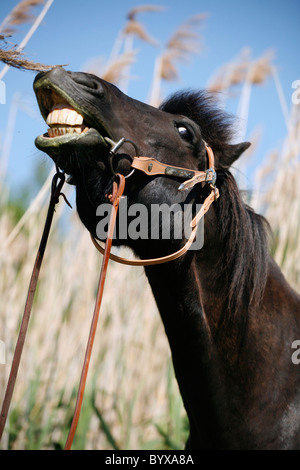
[45,102,88,137]
[46,105,84,126]
[47,126,88,137]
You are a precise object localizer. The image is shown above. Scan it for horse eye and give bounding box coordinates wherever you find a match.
[177,126,193,142]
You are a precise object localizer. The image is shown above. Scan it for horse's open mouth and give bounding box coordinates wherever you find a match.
[44,96,89,138]
[34,79,111,172]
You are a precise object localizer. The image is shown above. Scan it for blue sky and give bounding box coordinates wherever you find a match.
[0,0,299,198]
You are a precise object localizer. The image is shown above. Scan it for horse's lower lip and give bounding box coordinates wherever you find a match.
[35,128,108,149]
[34,128,110,174]
[34,127,111,176]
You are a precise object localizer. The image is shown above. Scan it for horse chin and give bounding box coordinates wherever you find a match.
[35,128,109,174]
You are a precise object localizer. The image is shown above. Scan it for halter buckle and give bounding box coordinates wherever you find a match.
[205,168,217,187]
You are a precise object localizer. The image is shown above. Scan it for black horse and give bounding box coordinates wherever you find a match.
[33,67,300,449]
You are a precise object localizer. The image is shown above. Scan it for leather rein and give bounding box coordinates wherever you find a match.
[0,138,219,450]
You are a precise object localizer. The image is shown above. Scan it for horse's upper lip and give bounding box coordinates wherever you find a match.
[35,87,96,139]
[34,75,111,141]
[33,77,112,175]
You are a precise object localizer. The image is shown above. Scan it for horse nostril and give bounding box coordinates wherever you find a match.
[70,72,100,91]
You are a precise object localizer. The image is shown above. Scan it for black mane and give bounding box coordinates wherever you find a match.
[215,171,270,327]
[160,90,270,325]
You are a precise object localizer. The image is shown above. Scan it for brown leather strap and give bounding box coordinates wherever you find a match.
[64,174,126,450]
[131,145,216,192]
[0,169,68,441]
[91,226,197,266]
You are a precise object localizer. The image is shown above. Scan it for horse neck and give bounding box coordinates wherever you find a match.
[143,184,300,449]
[143,194,254,447]
[143,203,231,370]
[144,246,230,448]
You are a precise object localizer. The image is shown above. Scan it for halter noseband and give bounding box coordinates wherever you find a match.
[105,136,217,193]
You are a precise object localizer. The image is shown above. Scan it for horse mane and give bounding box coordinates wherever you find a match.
[160,90,271,328]
[215,171,270,322]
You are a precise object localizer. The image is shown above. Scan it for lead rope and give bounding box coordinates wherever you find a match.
[0,167,70,440]
[64,173,125,450]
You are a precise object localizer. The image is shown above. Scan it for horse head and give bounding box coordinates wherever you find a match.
[34,67,249,258]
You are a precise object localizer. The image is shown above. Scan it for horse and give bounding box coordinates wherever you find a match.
[33,67,300,449]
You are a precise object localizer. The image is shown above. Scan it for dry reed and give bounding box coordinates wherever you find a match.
[207,48,274,95]
[0,1,60,78]
[149,14,207,106]
[0,0,45,35]
[252,102,300,290]
[0,35,57,72]
[83,51,137,87]
[124,5,164,46]
[83,5,163,91]
[0,183,178,449]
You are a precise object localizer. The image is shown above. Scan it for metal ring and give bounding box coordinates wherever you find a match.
[107,137,137,179]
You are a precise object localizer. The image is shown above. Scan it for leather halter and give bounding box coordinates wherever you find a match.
[90,139,219,266]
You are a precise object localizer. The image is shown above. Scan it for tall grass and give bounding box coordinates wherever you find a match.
[0,2,299,450]
[0,184,187,449]
[252,101,300,291]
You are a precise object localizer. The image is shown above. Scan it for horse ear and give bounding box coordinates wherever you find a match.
[218,141,251,169]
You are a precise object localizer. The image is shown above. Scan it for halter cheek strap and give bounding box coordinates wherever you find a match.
[131,145,216,192]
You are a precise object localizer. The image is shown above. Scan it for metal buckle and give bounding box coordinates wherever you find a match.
[105,137,137,179]
[205,168,217,186]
